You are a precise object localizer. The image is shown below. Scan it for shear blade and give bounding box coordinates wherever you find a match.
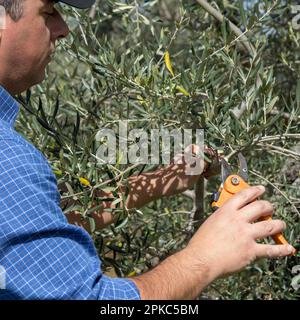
[237,153,248,182]
[221,158,233,183]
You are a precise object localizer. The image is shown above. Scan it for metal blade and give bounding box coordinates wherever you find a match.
[221,158,233,184]
[237,153,248,182]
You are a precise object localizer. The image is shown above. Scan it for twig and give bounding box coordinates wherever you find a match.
[195,0,255,55]
[226,134,300,160]
[61,162,142,200]
[270,110,300,120]
[159,0,172,20]
[251,169,300,217]
[89,0,100,19]
[257,143,300,159]
[193,177,206,224]
[186,177,206,234]
[182,190,195,200]
[259,134,300,143]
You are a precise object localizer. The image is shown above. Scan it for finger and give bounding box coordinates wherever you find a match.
[256,243,295,258]
[192,144,200,155]
[184,144,200,156]
[251,219,286,240]
[239,200,274,222]
[203,148,221,178]
[172,144,201,164]
[223,185,265,211]
[183,144,205,175]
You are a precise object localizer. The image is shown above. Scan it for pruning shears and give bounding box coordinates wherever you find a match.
[211,153,296,256]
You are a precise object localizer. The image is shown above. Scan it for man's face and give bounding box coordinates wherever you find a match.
[0,0,69,95]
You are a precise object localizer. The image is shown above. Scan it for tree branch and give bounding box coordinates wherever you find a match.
[195,0,256,55]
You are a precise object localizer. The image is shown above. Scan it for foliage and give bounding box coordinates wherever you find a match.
[16,0,300,299]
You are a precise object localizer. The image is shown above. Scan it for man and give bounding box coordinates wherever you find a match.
[0,0,294,300]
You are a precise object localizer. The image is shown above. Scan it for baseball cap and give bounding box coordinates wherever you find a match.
[58,0,96,9]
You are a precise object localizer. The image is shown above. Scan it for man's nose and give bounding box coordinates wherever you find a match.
[51,12,70,41]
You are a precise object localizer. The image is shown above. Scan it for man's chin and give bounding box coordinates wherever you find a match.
[31,70,46,87]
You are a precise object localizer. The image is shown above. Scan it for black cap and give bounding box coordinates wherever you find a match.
[59,0,95,9]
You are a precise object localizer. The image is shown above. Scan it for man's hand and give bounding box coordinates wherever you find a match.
[132,186,294,300]
[202,147,222,178]
[157,144,221,195]
[185,185,294,281]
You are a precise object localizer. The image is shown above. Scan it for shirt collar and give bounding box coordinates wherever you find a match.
[0,85,20,128]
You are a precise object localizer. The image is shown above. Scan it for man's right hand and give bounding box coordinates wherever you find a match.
[132,185,294,300]
[185,185,294,282]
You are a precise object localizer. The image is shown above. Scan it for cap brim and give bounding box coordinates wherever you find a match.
[59,0,95,9]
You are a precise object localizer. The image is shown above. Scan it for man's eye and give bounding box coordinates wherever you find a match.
[44,10,55,16]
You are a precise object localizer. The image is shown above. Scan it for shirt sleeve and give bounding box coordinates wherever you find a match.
[0,139,140,300]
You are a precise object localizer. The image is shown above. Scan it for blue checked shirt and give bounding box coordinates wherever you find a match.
[0,86,140,300]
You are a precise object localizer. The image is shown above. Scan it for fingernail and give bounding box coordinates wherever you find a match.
[282,222,287,230]
[287,245,294,254]
[257,185,265,192]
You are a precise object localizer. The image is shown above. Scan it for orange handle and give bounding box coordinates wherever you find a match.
[212,175,250,209]
[212,175,296,255]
